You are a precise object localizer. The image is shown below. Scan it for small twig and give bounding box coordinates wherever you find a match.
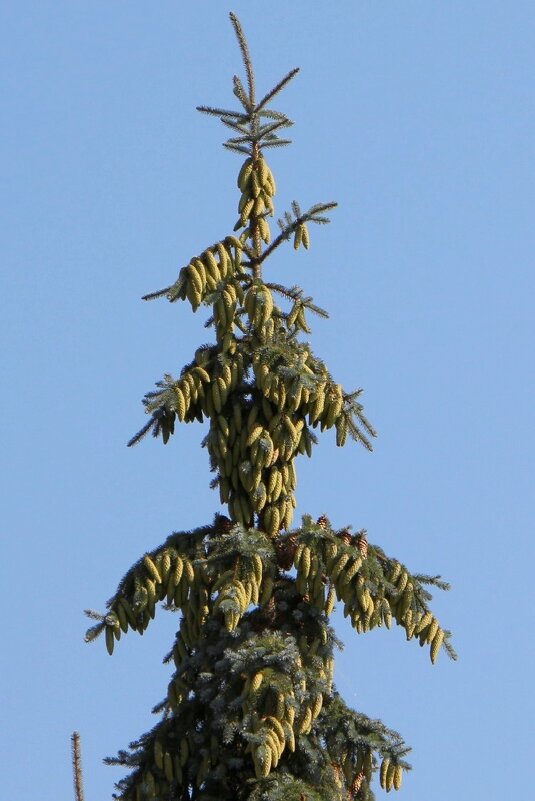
[255,67,300,112]
[229,13,255,105]
[71,732,85,801]
[258,216,305,263]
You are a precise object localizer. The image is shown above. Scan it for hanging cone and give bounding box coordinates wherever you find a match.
[351,771,365,794]
[264,595,277,623]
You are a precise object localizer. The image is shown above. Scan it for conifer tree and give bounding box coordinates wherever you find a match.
[86,14,455,801]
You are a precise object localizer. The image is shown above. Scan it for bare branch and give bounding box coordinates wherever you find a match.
[71,732,85,801]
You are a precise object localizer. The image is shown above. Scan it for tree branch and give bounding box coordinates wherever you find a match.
[71,732,85,801]
[229,13,255,106]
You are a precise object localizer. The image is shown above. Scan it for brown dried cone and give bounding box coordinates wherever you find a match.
[350,771,365,796]
[316,514,331,530]
[339,529,352,546]
[263,595,277,624]
[332,762,343,787]
[354,530,368,558]
[213,515,234,535]
[276,533,298,570]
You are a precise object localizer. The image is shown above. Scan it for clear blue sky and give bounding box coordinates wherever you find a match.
[2,2,533,799]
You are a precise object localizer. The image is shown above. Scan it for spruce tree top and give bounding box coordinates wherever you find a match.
[128,12,375,536]
[85,16,455,801]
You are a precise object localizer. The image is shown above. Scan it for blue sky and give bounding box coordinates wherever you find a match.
[2,2,534,799]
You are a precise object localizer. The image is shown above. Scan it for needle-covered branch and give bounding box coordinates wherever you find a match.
[88,513,453,799]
